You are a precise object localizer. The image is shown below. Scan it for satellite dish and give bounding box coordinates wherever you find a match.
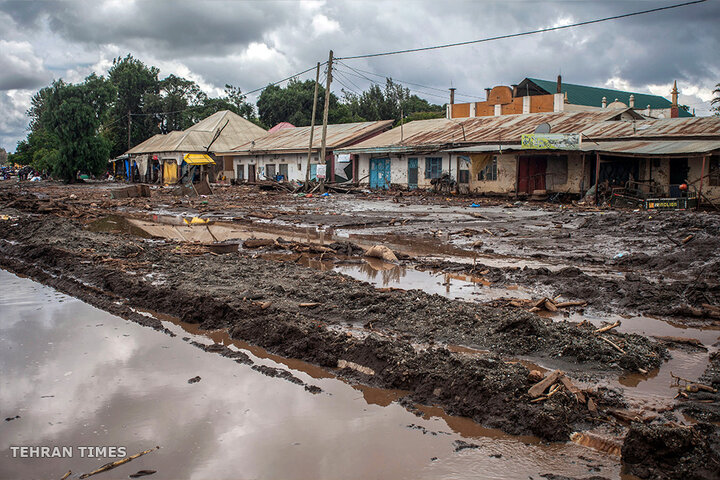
[535,122,551,134]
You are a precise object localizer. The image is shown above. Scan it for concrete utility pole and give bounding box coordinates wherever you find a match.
[305,62,321,185]
[319,50,333,192]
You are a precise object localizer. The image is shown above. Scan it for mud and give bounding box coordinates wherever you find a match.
[621,422,720,479]
[2,181,720,477]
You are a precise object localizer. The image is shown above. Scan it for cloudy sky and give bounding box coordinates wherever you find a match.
[1,0,718,152]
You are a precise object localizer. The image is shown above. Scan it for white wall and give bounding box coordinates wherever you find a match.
[231,154,313,182]
[357,152,453,188]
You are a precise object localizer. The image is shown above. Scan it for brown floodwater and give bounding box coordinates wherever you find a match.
[1,269,630,479]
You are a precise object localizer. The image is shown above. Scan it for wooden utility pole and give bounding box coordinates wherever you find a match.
[319,50,333,192]
[127,110,132,150]
[305,62,321,185]
[595,152,601,206]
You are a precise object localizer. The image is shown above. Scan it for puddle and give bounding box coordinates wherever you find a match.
[1,269,626,479]
[334,261,532,303]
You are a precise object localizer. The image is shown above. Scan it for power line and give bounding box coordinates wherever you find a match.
[337,0,706,60]
[127,63,323,117]
[337,61,483,101]
[336,67,452,102]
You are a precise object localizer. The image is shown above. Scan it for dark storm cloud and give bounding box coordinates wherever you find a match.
[0,0,292,57]
[0,0,718,152]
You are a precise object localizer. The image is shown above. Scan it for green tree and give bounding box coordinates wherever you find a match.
[107,54,160,157]
[186,84,259,126]
[44,74,115,182]
[342,78,444,125]
[712,82,720,116]
[257,78,343,128]
[143,74,204,133]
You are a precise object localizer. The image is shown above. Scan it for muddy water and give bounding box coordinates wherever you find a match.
[1,270,627,479]
[334,260,533,303]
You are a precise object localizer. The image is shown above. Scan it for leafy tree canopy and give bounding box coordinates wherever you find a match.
[257,77,444,129]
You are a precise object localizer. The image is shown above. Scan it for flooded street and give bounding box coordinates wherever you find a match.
[0,269,622,479]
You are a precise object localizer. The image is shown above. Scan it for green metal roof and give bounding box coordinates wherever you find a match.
[524,78,693,117]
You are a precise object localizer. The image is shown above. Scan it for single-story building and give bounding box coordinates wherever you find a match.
[336,110,720,202]
[125,110,267,184]
[216,120,393,183]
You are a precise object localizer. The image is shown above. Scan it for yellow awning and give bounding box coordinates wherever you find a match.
[183,153,216,165]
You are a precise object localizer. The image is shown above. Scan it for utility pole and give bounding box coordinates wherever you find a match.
[319,50,333,193]
[305,62,321,186]
[127,110,132,151]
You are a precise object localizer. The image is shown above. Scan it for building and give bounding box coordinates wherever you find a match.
[125,110,266,184]
[216,120,393,183]
[336,110,720,203]
[448,77,692,120]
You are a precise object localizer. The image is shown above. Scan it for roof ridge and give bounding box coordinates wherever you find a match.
[527,77,669,99]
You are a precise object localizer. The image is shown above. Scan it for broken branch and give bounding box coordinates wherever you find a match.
[594,320,621,334]
[599,335,625,354]
[79,446,160,479]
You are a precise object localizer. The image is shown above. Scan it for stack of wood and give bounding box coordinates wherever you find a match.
[527,369,597,412]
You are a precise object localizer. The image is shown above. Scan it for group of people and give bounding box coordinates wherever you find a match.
[17,166,44,181]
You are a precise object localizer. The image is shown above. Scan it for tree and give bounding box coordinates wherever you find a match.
[712,82,720,116]
[44,75,115,182]
[342,78,444,125]
[143,74,204,133]
[257,78,340,128]
[186,84,259,126]
[107,54,160,157]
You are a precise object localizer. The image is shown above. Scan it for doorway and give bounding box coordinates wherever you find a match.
[248,164,256,183]
[407,158,418,189]
[370,158,391,189]
[517,156,547,194]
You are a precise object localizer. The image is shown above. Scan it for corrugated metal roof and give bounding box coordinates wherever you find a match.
[583,116,720,140]
[583,140,720,156]
[337,110,640,154]
[447,140,720,156]
[126,110,266,154]
[219,120,394,155]
[338,111,720,155]
[524,78,693,117]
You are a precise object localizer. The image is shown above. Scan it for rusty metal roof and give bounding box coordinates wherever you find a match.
[337,110,720,155]
[336,110,641,154]
[127,110,267,155]
[583,139,720,156]
[448,140,720,156]
[218,120,394,155]
[582,116,720,140]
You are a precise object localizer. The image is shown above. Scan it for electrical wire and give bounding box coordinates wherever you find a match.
[337,61,483,101]
[336,0,706,60]
[129,63,324,117]
[335,67,451,102]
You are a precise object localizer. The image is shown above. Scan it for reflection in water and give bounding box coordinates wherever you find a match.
[0,269,623,479]
[335,261,532,303]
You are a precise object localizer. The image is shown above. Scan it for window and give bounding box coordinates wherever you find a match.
[425,157,442,179]
[710,156,720,187]
[236,164,244,181]
[266,164,276,178]
[279,163,288,180]
[478,156,497,181]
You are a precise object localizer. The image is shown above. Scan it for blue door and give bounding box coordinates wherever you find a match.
[370,158,391,189]
[408,158,418,189]
[310,164,317,181]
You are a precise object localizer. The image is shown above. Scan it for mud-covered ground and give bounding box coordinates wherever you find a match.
[1,180,719,479]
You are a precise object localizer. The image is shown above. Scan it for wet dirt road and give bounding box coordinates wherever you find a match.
[0,269,623,480]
